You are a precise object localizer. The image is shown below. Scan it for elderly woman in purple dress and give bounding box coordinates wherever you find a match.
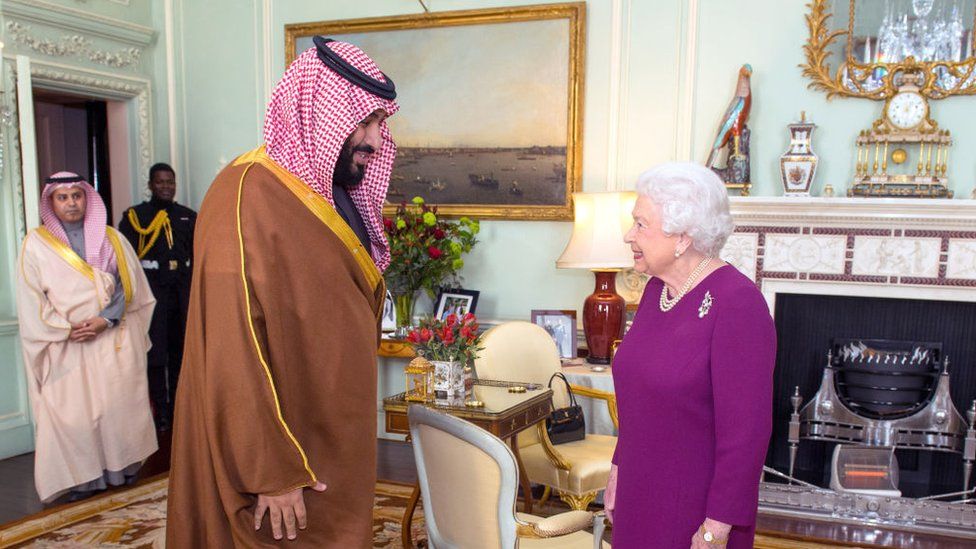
[605,163,776,548]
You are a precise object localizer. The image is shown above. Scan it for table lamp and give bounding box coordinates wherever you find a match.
[556,191,636,364]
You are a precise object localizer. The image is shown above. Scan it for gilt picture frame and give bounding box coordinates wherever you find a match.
[284,2,585,220]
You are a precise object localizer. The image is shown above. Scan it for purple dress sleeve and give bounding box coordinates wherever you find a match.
[704,287,776,527]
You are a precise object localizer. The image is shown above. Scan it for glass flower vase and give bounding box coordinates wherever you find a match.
[392,290,418,338]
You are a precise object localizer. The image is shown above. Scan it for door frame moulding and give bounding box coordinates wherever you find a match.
[5,55,153,235]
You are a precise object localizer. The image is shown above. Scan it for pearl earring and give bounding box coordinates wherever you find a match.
[674,249,681,258]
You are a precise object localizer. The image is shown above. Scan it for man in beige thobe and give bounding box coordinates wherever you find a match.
[16,171,157,502]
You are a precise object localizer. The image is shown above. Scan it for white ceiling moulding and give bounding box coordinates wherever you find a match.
[1,0,155,47]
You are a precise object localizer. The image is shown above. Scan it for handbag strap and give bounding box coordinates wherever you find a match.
[547,372,579,407]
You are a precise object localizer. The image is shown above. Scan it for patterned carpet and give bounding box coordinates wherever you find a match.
[0,477,427,548]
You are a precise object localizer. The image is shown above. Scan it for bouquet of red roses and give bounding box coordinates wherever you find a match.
[406,312,483,364]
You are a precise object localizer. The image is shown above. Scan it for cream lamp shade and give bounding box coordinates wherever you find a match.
[556,191,637,270]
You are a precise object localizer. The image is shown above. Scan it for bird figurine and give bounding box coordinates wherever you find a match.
[706,64,753,191]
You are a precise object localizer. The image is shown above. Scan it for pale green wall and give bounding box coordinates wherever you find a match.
[0,0,168,458]
[173,0,976,322]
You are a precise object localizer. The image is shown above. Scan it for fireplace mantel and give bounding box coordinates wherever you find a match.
[619,197,976,301]
[730,196,976,230]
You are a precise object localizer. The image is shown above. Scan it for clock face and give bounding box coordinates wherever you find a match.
[887,92,927,129]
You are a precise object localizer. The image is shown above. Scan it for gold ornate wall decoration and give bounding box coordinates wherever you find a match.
[801,0,976,100]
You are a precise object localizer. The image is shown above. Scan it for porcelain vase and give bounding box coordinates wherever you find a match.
[431,360,467,406]
[780,114,819,196]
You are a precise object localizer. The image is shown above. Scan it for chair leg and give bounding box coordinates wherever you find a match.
[537,485,552,507]
[558,490,598,511]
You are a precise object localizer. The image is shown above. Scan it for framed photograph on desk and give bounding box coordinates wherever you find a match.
[531,309,577,359]
[381,289,396,332]
[434,288,480,320]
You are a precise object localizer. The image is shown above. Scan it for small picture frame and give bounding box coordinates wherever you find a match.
[434,289,480,321]
[381,290,396,332]
[531,310,577,359]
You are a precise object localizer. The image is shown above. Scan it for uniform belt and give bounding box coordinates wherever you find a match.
[140,259,191,271]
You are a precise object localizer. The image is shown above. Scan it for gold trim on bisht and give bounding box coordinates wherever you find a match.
[234,160,319,487]
[105,227,134,306]
[233,145,383,292]
[35,227,95,281]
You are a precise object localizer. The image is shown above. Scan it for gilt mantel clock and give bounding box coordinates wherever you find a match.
[850,74,952,198]
[801,0,975,199]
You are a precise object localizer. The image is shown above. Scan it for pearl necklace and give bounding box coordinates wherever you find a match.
[659,256,713,312]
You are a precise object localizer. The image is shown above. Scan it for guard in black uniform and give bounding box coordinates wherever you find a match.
[118,163,196,430]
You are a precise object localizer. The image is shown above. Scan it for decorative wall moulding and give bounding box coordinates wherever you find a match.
[1,0,154,47]
[21,59,153,200]
[729,196,976,230]
[5,21,142,69]
[0,320,21,337]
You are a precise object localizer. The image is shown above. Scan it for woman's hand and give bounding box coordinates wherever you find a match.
[604,463,618,523]
[691,518,731,548]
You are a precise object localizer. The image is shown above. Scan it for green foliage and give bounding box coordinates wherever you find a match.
[383,197,480,296]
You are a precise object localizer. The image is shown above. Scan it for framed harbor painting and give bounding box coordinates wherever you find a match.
[285,3,585,220]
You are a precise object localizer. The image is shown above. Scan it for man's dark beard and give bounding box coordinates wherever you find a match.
[333,144,375,188]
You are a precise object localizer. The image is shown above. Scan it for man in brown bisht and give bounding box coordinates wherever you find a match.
[166,37,398,547]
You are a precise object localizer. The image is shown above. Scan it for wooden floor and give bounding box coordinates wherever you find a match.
[2,432,974,547]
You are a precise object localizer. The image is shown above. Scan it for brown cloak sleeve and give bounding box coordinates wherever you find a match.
[167,148,385,548]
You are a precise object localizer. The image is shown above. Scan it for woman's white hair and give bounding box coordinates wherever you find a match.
[634,162,734,257]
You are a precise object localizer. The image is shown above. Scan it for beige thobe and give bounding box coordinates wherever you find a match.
[16,226,158,502]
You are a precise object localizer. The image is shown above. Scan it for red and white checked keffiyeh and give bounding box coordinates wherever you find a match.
[264,40,399,271]
[39,171,117,274]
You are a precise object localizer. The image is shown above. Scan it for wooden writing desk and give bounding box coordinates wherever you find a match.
[383,381,552,548]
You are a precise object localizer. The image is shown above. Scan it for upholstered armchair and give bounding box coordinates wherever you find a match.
[408,405,609,548]
[474,321,618,511]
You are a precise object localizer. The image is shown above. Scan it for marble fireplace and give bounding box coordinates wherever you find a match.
[708,197,976,539]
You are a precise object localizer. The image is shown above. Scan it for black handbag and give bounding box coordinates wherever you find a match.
[545,372,586,445]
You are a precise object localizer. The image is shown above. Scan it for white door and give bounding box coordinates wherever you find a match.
[0,55,40,459]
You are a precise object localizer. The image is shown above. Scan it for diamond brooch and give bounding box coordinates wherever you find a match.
[698,291,713,318]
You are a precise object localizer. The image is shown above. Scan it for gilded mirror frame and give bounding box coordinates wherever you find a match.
[284,3,585,221]
[802,0,976,99]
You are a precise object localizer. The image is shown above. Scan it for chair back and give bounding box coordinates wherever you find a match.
[475,321,571,449]
[475,321,571,408]
[408,405,521,549]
